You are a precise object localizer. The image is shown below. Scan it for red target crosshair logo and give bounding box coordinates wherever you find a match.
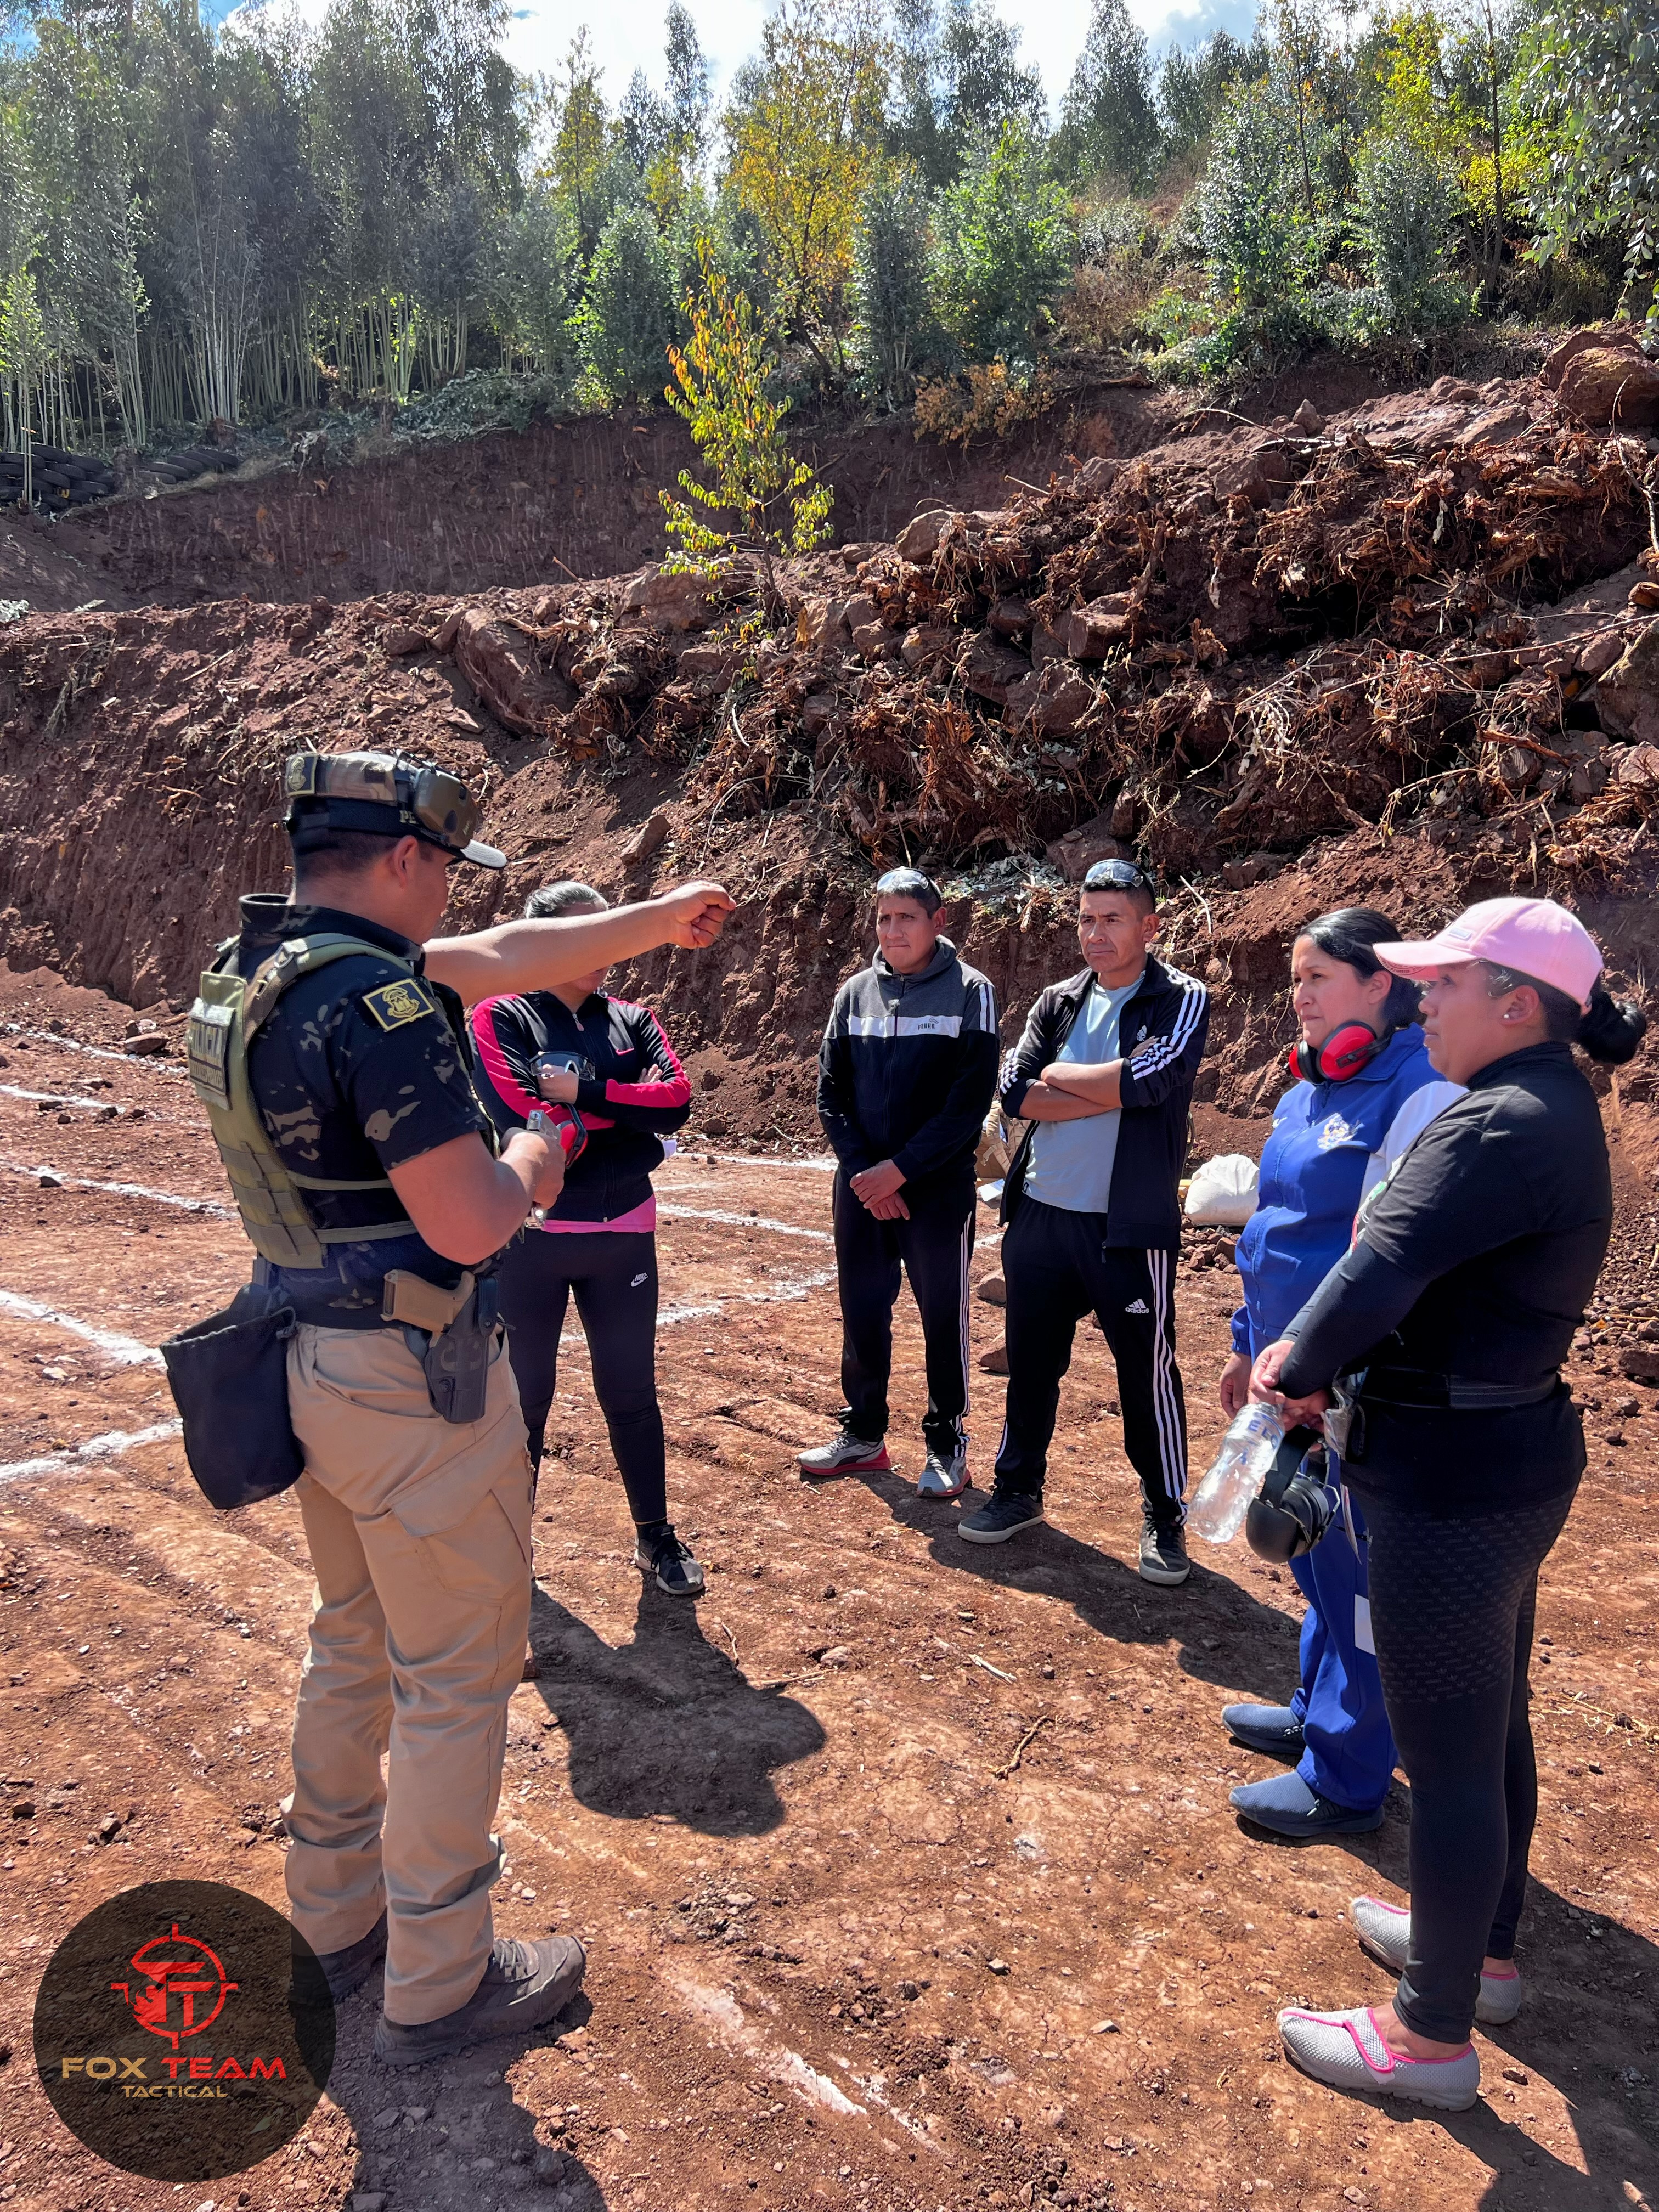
[110,1923,239,2050]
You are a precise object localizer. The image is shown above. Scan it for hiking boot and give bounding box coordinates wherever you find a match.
[797,1429,891,1480]
[1278,2002,1478,2112]
[1138,1514,1190,1585]
[634,1522,705,1598]
[917,1447,969,1499]
[1350,1895,1524,2024]
[373,1934,586,2069]
[315,1909,387,2001]
[1221,1702,1306,1759]
[958,1488,1045,1544]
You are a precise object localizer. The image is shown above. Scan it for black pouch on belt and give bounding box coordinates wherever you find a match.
[402,1275,501,1425]
[160,1284,304,1511]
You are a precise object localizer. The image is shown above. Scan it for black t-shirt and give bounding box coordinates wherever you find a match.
[1280,1042,1611,1511]
[238,895,488,1312]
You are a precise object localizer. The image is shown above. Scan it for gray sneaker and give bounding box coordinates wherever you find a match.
[917,1448,969,1498]
[1351,1895,1523,2024]
[797,1430,891,1479]
[1279,2001,1478,2111]
[373,1934,586,2068]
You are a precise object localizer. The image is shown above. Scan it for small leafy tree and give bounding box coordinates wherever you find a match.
[1058,0,1165,189]
[1200,74,1329,305]
[574,202,677,402]
[1526,0,1659,318]
[1354,128,1462,323]
[661,236,833,603]
[849,162,942,407]
[928,120,1074,370]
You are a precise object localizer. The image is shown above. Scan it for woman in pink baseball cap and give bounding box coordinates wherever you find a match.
[1245,896,1645,2111]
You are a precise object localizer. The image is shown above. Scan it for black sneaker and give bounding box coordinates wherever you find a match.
[1138,1515,1190,1585]
[634,1522,706,1597]
[315,1909,388,2001]
[373,1934,586,2068]
[958,1488,1046,1544]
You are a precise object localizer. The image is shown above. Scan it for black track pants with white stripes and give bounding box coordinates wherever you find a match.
[832,1166,974,1460]
[992,1197,1188,1524]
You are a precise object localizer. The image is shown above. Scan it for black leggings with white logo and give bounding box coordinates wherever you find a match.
[497,1227,667,1528]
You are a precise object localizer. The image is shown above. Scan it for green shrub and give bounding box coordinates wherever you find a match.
[1353,130,1466,328]
[572,203,677,404]
[850,162,946,406]
[928,120,1075,369]
[1199,76,1328,306]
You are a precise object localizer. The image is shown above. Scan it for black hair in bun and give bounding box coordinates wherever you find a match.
[1577,981,1648,1066]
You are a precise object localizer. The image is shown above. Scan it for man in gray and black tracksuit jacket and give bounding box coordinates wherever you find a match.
[806,870,1000,1498]
[958,859,1209,1581]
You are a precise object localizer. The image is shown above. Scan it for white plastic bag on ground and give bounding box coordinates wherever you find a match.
[1183,1153,1259,1226]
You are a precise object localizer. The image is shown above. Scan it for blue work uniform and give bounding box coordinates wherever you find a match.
[1232,1024,1440,1813]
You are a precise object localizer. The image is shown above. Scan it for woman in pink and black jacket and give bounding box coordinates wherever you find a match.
[469,879,699,1596]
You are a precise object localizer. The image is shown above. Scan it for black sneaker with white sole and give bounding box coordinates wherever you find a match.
[957,1487,1046,1544]
[1138,1514,1190,1585]
[373,1933,586,2068]
[634,1521,706,1596]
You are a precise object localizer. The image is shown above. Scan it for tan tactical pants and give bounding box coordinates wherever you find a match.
[282,1322,533,2025]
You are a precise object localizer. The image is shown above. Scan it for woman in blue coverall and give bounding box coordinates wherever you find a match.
[1217,908,1459,1839]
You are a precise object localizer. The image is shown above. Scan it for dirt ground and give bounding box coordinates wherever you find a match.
[0,963,1655,2212]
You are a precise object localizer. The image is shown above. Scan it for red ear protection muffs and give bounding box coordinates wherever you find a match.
[1287,1022,1386,1084]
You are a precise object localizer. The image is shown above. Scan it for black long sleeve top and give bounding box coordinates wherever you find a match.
[1278,1042,1612,1513]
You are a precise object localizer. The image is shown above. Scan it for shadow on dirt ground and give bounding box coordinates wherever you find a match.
[526,1579,826,1835]
[320,1979,606,2209]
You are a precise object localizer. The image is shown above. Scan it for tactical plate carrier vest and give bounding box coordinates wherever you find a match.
[187,932,420,1269]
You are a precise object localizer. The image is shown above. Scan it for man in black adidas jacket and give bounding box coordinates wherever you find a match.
[805,869,1000,1498]
[958,858,1209,1583]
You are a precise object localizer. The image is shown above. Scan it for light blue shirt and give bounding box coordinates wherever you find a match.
[1025,977,1139,1216]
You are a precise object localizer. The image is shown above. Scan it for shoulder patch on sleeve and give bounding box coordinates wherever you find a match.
[363,978,440,1032]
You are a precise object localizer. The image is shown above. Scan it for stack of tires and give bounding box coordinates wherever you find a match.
[0,447,119,510]
[144,442,239,486]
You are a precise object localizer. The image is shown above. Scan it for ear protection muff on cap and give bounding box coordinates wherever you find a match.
[1287,1022,1386,1085]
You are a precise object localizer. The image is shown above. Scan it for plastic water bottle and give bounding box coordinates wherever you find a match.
[1188,1403,1284,1544]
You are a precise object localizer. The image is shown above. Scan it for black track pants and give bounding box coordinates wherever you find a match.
[992,1198,1188,1523]
[833,1168,974,1458]
[497,1227,667,1527]
[1362,1482,1576,2043]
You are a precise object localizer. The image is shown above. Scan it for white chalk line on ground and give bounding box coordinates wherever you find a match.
[665,1972,866,2118]
[0,1286,163,1367]
[659,1202,834,1244]
[5,1024,187,1077]
[0,1083,130,1115]
[0,1156,235,1218]
[0,1419,181,1488]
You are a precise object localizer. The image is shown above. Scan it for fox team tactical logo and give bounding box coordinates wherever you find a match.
[33,1880,335,2181]
[112,1922,237,2047]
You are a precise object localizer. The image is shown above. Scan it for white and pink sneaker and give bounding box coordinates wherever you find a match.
[1278,2003,1479,2111]
[1350,1894,1524,2024]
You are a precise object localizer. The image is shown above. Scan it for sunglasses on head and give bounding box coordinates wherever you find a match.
[1082,859,1154,894]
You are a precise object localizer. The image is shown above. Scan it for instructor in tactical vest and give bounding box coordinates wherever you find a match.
[189,750,732,2067]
